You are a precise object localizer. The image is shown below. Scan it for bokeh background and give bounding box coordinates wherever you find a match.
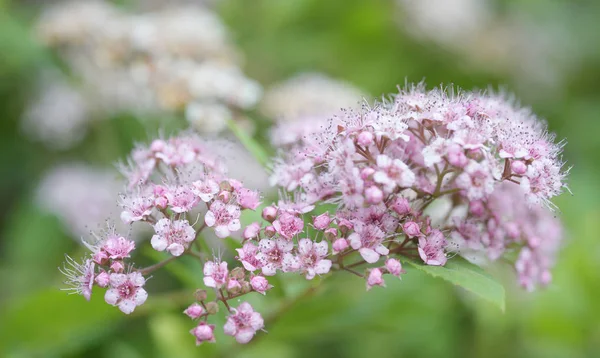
[1,0,599,357]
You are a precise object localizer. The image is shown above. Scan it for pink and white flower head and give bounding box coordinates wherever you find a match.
[203,259,229,288]
[190,322,216,345]
[223,302,264,344]
[165,184,200,213]
[373,154,415,192]
[250,275,271,294]
[104,271,148,314]
[151,218,196,257]
[256,238,295,276]
[366,268,385,291]
[418,230,448,266]
[192,178,220,202]
[348,223,389,264]
[60,256,95,301]
[297,239,332,280]
[272,212,304,240]
[205,200,241,238]
[236,242,264,272]
[119,192,154,224]
[237,187,261,210]
[184,303,205,319]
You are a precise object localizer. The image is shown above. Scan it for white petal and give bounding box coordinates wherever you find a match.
[215,225,230,238]
[359,248,380,264]
[167,243,185,257]
[204,211,216,227]
[228,219,241,231]
[104,289,119,305]
[134,288,148,305]
[348,233,362,250]
[119,299,137,314]
[315,259,332,275]
[151,235,168,252]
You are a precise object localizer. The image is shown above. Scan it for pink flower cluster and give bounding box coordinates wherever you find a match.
[269,84,568,289]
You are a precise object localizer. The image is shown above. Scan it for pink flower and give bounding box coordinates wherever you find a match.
[192,178,220,202]
[184,303,205,319]
[120,194,154,224]
[348,223,389,264]
[205,200,241,238]
[456,161,495,201]
[250,276,271,295]
[272,212,304,240]
[365,186,384,204]
[95,271,110,287]
[223,302,264,344]
[237,188,261,210]
[261,206,278,222]
[403,221,422,238]
[385,258,403,277]
[203,260,229,288]
[418,230,448,266]
[256,238,294,276]
[151,219,196,257]
[236,242,263,272]
[104,272,148,314]
[243,222,261,240]
[373,155,415,192]
[166,185,200,213]
[190,322,216,345]
[60,256,95,301]
[332,238,349,254]
[366,268,385,291]
[312,213,331,230]
[103,235,135,260]
[297,239,332,280]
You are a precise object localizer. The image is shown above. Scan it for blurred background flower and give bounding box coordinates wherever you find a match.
[1,0,599,357]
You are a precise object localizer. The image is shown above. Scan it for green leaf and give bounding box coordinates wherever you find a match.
[405,257,505,311]
[226,119,270,168]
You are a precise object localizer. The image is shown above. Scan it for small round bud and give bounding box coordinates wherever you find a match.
[150,139,165,152]
[338,219,353,236]
[391,197,411,217]
[365,186,383,204]
[332,238,349,254]
[403,221,422,238]
[360,167,375,180]
[511,160,528,175]
[262,206,278,222]
[194,289,208,301]
[357,131,374,146]
[184,303,205,319]
[324,227,338,241]
[220,180,233,192]
[217,190,231,202]
[205,301,219,315]
[385,258,403,277]
[227,279,241,294]
[250,276,270,295]
[231,267,246,280]
[469,200,485,217]
[312,213,331,230]
[110,260,124,273]
[95,271,110,287]
[264,225,276,238]
[155,196,168,210]
[241,281,252,294]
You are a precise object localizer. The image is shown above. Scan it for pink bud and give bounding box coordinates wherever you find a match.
[312,213,331,230]
[337,218,354,235]
[360,167,375,180]
[217,190,231,202]
[332,238,349,254]
[262,206,278,222]
[155,196,168,209]
[110,260,124,273]
[184,303,205,319]
[366,268,385,291]
[511,160,528,175]
[150,139,165,152]
[365,186,383,204]
[93,251,109,265]
[357,131,374,146]
[227,278,242,293]
[324,228,338,241]
[528,236,541,248]
[447,144,468,168]
[391,197,411,216]
[541,270,552,286]
[250,276,270,295]
[468,201,484,217]
[385,258,403,277]
[403,221,422,238]
[243,222,261,240]
[190,322,216,345]
[264,225,276,238]
[95,271,110,287]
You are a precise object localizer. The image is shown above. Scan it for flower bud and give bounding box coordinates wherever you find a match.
[312,213,331,230]
[360,167,375,180]
[205,301,219,315]
[264,225,276,238]
[95,271,110,287]
[332,238,349,254]
[403,221,422,238]
[385,258,403,277]
[243,222,261,240]
[184,303,205,319]
[220,180,233,192]
[324,227,338,241]
[241,281,252,294]
[391,197,411,217]
[250,276,270,295]
[338,219,353,236]
[262,206,278,222]
[511,160,528,175]
[110,260,124,273]
[190,322,216,345]
[227,278,242,294]
[150,139,165,152]
[217,190,231,202]
[366,268,385,291]
[357,131,374,146]
[93,251,109,265]
[154,196,168,209]
[469,200,485,217]
[365,186,383,204]
[194,289,208,301]
[447,145,468,168]
[231,267,246,280]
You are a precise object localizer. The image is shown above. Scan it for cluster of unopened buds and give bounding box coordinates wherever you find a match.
[62,83,570,346]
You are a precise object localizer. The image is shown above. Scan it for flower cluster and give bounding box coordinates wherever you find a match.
[270,84,568,289]
[61,84,570,349]
[31,1,260,149]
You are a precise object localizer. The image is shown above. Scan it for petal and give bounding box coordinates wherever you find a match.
[261,263,276,276]
[348,233,362,250]
[203,277,216,288]
[235,329,256,344]
[298,239,312,255]
[167,243,185,257]
[359,248,380,264]
[109,273,127,287]
[204,211,216,227]
[223,318,237,336]
[151,235,168,252]
[228,219,241,231]
[215,226,230,238]
[118,299,137,314]
[104,289,120,305]
[250,312,264,330]
[315,259,332,275]
[203,261,215,275]
[314,241,328,257]
[375,245,389,256]
[134,288,148,305]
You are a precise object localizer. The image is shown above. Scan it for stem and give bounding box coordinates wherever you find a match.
[343,267,364,278]
[139,255,179,275]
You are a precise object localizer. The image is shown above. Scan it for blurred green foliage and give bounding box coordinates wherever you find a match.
[1,0,599,357]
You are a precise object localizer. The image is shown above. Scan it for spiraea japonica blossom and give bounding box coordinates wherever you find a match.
[61,83,570,349]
